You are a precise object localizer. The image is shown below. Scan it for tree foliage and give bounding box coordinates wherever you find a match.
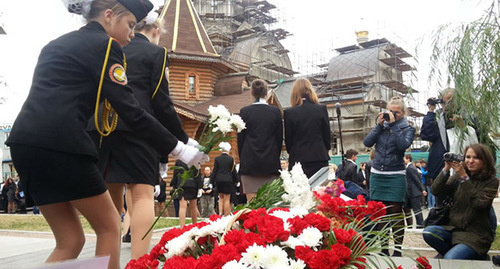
[429,0,500,151]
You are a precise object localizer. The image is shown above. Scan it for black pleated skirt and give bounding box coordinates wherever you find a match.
[10,144,107,206]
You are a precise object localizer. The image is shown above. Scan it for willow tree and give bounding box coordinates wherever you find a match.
[429,0,500,152]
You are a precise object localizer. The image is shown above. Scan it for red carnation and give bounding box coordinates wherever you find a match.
[303,213,331,232]
[416,256,432,269]
[125,253,159,269]
[288,216,310,235]
[163,256,197,269]
[333,228,356,244]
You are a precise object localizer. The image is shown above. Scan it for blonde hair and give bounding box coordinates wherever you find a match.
[135,16,161,32]
[290,78,319,106]
[387,96,408,116]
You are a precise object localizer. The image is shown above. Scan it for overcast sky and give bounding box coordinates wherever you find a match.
[0,0,492,123]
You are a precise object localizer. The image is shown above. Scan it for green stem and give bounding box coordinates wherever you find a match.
[142,166,199,240]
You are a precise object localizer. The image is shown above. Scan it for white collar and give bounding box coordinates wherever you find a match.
[253,98,268,105]
[347,159,356,164]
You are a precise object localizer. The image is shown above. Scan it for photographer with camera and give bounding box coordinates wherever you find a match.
[423,144,498,260]
[363,96,416,256]
[420,88,478,204]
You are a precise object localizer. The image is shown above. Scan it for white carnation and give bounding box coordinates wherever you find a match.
[164,232,192,258]
[208,105,231,122]
[289,259,307,269]
[262,245,289,269]
[213,118,233,134]
[288,207,309,217]
[241,243,266,267]
[297,227,323,248]
[222,260,247,269]
[230,114,246,132]
[280,162,315,210]
[282,235,303,249]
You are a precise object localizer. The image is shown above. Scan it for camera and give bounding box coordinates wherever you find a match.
[382,111,396,121]
[442,152,464,162]
[427,98,444,106]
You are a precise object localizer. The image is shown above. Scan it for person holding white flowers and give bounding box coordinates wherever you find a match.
[89,9,200,259]
[237,79,283,202]
[5,0,207,267]
[210,142,238,216]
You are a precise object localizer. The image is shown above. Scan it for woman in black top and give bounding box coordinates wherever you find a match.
[237,79,282,202]
[92,10,198,259]
[171,160,202,227]
[284,78,331,178]
[210,142,238,216]
[5,1,206,267]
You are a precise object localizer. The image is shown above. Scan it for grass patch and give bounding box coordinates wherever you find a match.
[0,215,188,233]
[491,227,500,251]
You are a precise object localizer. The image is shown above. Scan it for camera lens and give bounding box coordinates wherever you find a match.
[383,113,390,121]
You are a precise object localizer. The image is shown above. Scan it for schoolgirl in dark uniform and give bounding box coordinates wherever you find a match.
[91,10,198,259]
[210,142,238,216]
[284,78,331,178]
[171,160,202,227]
[5,0,207,267]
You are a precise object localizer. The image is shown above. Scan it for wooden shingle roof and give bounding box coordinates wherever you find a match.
[158,0,218,58]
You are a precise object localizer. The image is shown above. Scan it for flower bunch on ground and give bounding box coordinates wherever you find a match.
[127,206,379,269]
[314,179,346,198]
[241,163,314,210]
[314,191,386,225]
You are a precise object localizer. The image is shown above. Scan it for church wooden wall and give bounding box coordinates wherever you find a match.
[168,58,232,103]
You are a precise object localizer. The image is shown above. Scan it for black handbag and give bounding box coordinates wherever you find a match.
[424,197,453,227]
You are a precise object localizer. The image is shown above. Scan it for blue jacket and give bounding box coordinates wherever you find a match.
[420,111,447,180]
[363,118,415,171]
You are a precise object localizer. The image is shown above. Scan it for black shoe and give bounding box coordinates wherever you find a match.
[122,233,131,243]
[492,255,500,265]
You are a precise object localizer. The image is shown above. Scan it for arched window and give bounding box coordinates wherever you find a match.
[185,71,199,99]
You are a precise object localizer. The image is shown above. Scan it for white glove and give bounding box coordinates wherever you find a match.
[170,141,208,169]
[236,182,241,187]
[197,189,203,198]
[186,138,199,148]
[154,185,160,198]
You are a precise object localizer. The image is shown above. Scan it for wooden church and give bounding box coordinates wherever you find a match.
[157,0,255,188]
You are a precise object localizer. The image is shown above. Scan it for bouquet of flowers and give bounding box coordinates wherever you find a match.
[127,163,390,269]
[144,105,245,238]
[127,205,384,269]
[131,160,432,269]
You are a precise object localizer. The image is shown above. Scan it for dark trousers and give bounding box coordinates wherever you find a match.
[404,195,424,226]
[300,160,328,178]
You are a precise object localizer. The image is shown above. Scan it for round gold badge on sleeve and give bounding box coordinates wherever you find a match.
[109,63,127,85]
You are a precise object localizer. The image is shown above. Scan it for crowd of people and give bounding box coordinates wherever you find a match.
[2,0,498,267]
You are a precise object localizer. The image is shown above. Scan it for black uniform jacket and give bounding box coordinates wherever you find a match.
[6,22,178,158]
[210,153,238,184]
[405,163,425,198]
[171,160,201,189]
[114,33,187,142]
[338,160,360,185]
[284,100,331,166]
[237,103,282,176]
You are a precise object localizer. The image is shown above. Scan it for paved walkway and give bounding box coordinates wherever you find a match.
[1,198,500,268]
